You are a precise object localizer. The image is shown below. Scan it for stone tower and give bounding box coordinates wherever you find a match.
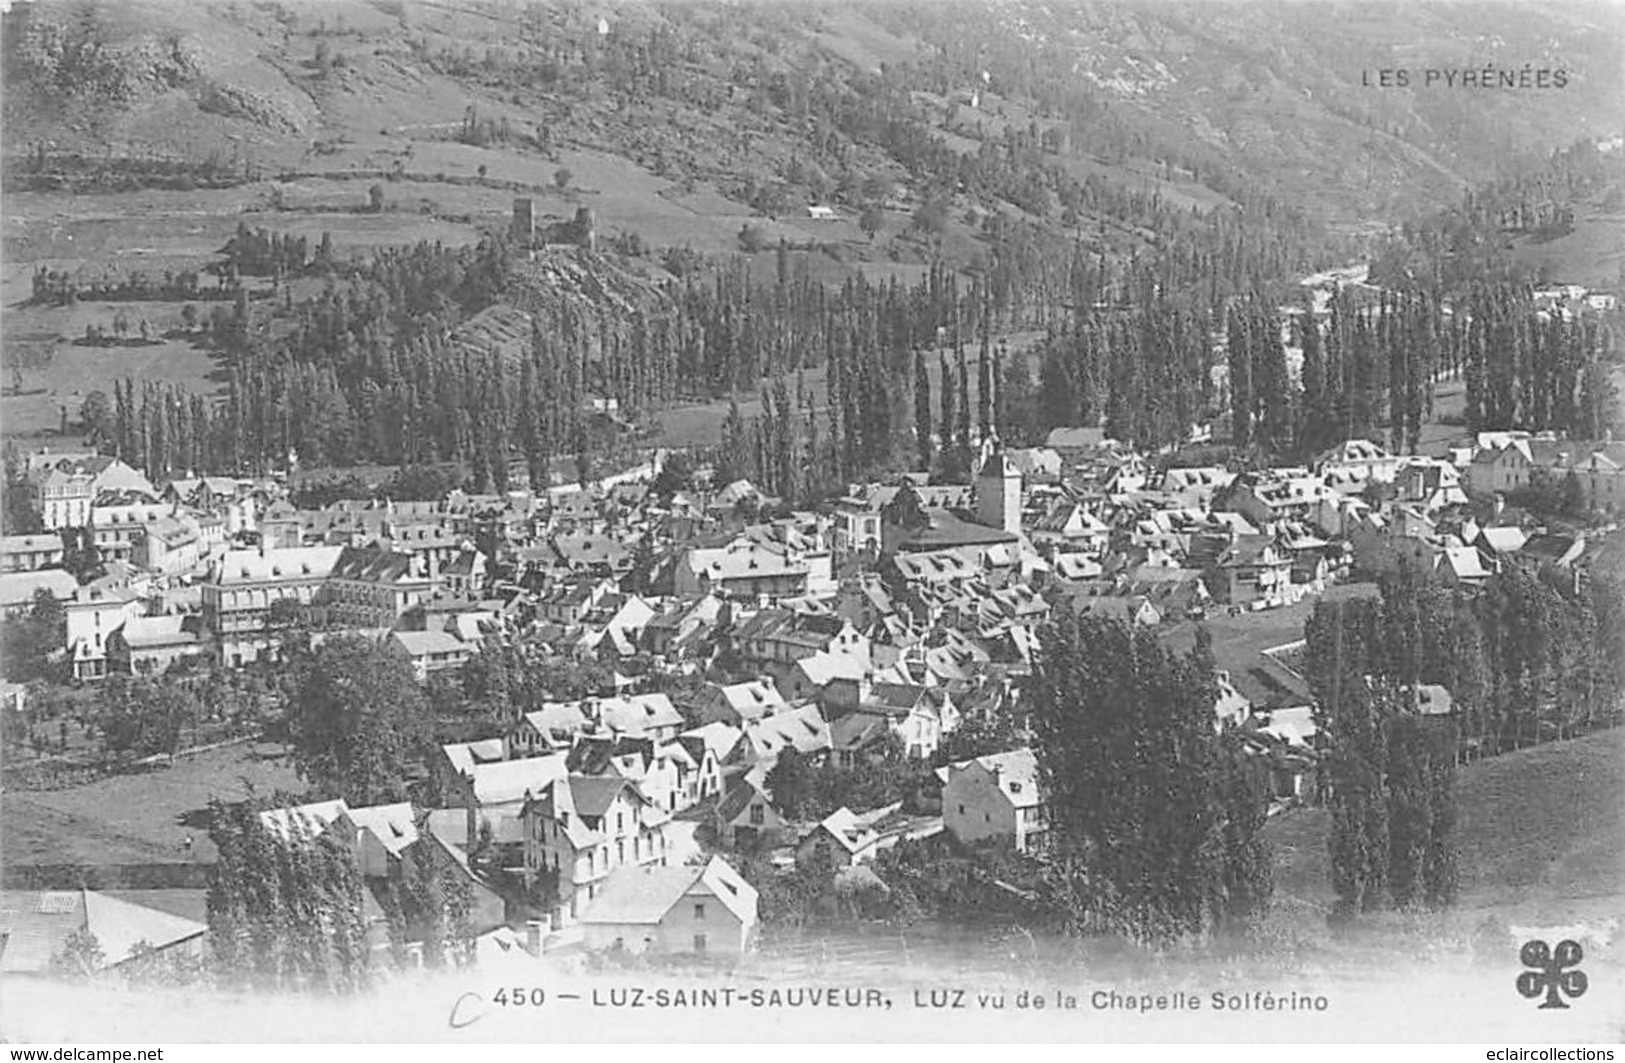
[975,447,1022,535]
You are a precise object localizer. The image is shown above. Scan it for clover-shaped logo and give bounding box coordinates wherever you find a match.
[1516,939,1587,1009]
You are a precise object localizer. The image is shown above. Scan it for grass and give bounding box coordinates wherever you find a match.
[1265,727,1625,923]
[1,300,225,439]
[1,741,302,871]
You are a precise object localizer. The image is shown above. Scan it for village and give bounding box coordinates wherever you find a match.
[3,256,1622,975]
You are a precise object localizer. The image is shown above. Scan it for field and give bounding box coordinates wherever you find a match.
[1507,192,1625,290]
[0,741,302,872]
[1266,727,1625,926]
[0,302,225,441]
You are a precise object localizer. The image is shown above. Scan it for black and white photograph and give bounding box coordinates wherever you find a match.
[0,0,1622,1046]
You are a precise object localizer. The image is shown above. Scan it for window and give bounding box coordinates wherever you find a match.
[749,804,765,825]
[693,934,707,954]
[958,804,966,815]
[693,903,706,921]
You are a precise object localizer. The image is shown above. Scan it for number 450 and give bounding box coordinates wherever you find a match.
[492,988,547,1007]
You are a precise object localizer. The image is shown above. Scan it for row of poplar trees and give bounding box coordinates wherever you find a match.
[206,799,477,993]
[1305,563,1625,916]
[1031,615,1273,943]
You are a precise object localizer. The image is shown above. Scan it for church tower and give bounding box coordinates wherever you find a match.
[975,447,1022,535]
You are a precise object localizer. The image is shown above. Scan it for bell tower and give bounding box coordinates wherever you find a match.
[975,448,1022,535]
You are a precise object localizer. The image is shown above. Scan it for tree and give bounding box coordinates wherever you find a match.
[50,928,104,979]
[765,747,816,820]
[859,204,884,241]
[1030,615,1265,942]
[95,675,197,761]
[367,184,386,213]
[912,198,949,238]
[913,350,933,471]
[1384,712,1458,909]
[206,798,372,993]
[2,587,66,683]
[80,390,113,445]
[282,635,430,806]
[738,223,766,253]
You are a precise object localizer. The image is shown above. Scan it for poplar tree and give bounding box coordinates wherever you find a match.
[913,349,933,471]
[1031,615,1270,943]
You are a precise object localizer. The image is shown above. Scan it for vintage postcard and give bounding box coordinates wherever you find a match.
[1,0,1621,1046]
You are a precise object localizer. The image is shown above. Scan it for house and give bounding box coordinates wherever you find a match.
[550,534,633,577]
[1044,426,1108,459]
[1025,501,1109,556]
[27,454,153,530]
[0,568,77,619]
[567,735,695,814]
[388,629,475,681]
[106,614,206,675]
[690,678,788,727]
[735,703,833,768]
[409,827,508,938]
[676,538,811,600]
[937,747,1046,853]
[64,576,148,680]
[1395,460,1469,513]
[1071,593,1161,627]
[1159,466,1237,507]
[1435,544,1493,586]
[579,856,758,957]
[519,774,672,920]
[201,545,345,667]
[805,205,838,221]
[643,593,728,659]
[713,773,785,849]
[675,723,737,802]
[1315,439,1402,484]
[795,804,898,871]
[507,703,590,757]
[259,798,351,843]
[592,692,685,742]
[336,802,420,879]
[1008,447,1063,481]
[0,889,207,975]
[732,608,869,671]
[1206,535,1293,606]
[1465,441,1532,497]
[780,647,869,702]
[0,533,65,573]
[794,805,944,872]
[450,753,570,861]
[535,577,617,624]
[134,515,206,576]
[826,681,954,761]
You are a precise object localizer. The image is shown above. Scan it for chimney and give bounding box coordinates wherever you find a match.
[525,919,546,956]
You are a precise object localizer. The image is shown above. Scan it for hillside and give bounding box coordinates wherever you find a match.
[4,0,1623,465]
[5,0,1621,257]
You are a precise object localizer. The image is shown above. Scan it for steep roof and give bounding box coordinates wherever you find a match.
[212,546,345,585]
[344,802,419,856]
[259,799,349,842]
[941,747,1041,809]
[0,890,206,974]
[0,569,78,608]
[465,754,568,806]
[580,857,756,927]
